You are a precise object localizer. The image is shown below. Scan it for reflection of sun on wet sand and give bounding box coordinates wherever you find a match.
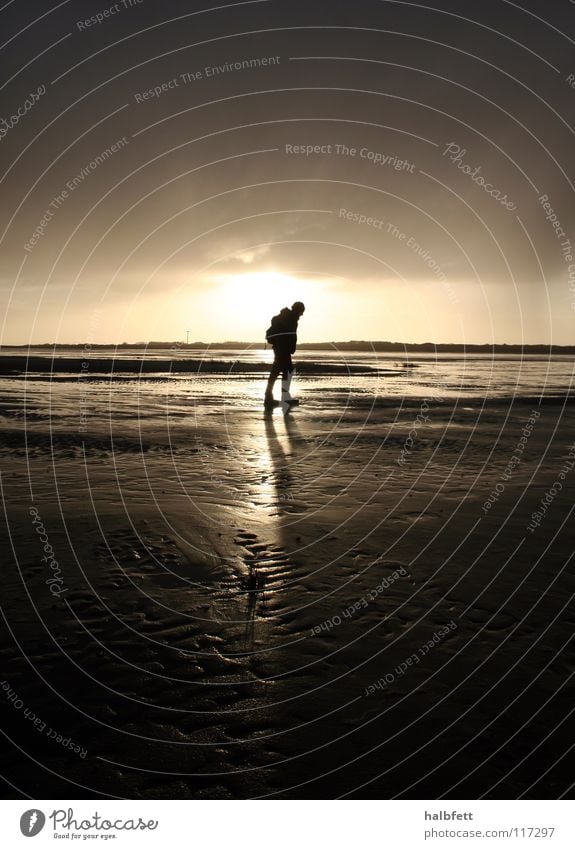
[1,355,574,798]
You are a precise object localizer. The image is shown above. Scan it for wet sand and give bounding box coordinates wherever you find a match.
[1,370,574,799]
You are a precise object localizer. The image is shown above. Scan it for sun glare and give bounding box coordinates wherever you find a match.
[196,270,344,341]
[215,271,314,315]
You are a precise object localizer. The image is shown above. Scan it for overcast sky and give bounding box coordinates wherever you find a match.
[1,0,574,345]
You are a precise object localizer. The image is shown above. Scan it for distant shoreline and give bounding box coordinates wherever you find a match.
[2,341,575,354]
[0,357,376,376]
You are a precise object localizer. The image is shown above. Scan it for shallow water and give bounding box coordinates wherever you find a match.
[0,353,573,434]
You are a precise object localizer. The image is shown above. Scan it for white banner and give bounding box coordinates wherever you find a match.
[2,800,574,848]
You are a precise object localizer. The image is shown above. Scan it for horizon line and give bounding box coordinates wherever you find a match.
[2,340,575,350]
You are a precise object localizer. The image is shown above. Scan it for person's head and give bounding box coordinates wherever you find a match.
[292,301,305,317]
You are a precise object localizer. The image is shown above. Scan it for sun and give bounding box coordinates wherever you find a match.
[214,271,313,316]
[194,269,343,341]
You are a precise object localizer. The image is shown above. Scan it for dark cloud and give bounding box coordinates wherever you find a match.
[1,0,573,342]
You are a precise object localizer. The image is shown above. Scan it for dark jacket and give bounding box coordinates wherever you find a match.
[266,307,300,354]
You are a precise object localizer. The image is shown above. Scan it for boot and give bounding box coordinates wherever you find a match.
[281,369,298,409]
[281,370,292,404]
[264,374,276,406]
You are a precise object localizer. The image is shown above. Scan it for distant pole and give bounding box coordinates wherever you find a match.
[186,330,190,345]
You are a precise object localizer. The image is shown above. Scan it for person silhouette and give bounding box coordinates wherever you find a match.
[264,301,305,409]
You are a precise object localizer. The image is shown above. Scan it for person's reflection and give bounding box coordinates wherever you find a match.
[241,410,302,646]
[263,409,302,510]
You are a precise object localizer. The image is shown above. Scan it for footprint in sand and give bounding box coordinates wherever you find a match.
[234,530,295,612]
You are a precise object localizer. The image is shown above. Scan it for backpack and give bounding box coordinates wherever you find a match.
[265,308,290,344]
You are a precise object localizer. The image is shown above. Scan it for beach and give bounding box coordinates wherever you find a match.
[1,351,574,798]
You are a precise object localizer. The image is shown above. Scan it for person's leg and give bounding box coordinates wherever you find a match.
[285,357,294,392]
[265,351,282,401]
[281,354,294,403]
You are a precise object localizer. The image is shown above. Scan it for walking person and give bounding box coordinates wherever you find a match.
[264,301,305,409]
